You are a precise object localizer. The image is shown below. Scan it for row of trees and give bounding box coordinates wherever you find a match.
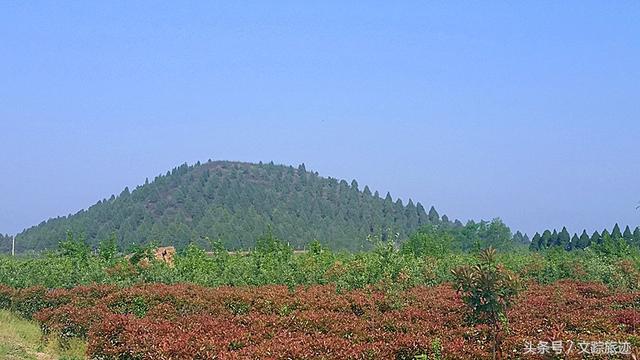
[529,224,640,252]
[401,218,525,256]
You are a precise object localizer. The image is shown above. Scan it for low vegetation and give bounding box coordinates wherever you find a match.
[1,280,639,359]
[3,225,640,358]
[3,226,640,291]
[0,309,85,360]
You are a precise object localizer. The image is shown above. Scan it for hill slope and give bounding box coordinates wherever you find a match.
[15,161,447,252]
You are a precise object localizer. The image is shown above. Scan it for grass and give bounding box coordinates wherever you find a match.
[0,310,86,360]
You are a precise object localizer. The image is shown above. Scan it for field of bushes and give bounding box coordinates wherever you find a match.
[3,229,640,291]
[1,280,640,359]
[3,231,640,358]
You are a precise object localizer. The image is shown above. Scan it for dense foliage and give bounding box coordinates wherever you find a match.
[14,161,450,252]
[3,230,640,292]
[0,233,12,253]
[1,280,639,359]
[452,248,521,359]
[402,220,522,255]
[3,231,640,358]
[529,224,640,252]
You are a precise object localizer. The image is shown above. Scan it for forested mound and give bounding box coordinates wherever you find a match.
[15,161,448,252]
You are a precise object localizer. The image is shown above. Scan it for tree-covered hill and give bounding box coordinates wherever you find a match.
[14,161,449,252]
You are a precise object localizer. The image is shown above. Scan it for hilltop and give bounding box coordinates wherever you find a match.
[14,161,448,252]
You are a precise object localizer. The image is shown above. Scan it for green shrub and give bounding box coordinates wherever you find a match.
[452,247,520,360]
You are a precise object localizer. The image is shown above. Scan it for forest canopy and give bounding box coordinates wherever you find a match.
[14,161,450,252]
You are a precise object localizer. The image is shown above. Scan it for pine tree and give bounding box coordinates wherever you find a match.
[385,192,393,202]
[558,227,571,249]
[540,230,552,250]
[549,230,559,247]
[577,230,591,249]
[416,202,428,225]
[591,230,601,245]
[570,234,579,250]
[623,225,633,243]
[612,224,623,239]
[428,206,440,223]
[404,200,419,229]
[634,227,640,245]
[513,231,526,244]
[350,179,359,191]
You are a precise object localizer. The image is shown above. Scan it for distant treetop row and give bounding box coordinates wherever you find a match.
[529,224,640,252]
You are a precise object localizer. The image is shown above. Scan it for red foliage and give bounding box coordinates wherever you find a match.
[4,281,640,359]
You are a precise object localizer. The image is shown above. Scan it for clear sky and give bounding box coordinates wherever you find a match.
[1,1,638,237]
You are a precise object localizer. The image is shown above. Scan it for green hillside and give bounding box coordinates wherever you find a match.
[14,161,448,252]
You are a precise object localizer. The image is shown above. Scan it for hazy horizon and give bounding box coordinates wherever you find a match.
[1,2,639,237]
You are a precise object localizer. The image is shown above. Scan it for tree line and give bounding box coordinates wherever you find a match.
[529,224,640,252]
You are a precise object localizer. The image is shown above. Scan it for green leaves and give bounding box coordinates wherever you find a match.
[98,233,118,262]
[452,247,521,359]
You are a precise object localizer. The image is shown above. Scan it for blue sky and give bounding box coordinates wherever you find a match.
[1,1,638,237]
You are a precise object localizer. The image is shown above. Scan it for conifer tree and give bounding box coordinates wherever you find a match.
[428,206,440,223]
[623,225,633,242]
[549,230,559,247]
[558,227,571,249]
[350,179,359,191]
[577,230,591,249]
[571,234,579,249]
[540,230,552,250]
[612,224,623,239]
[512,231,526,245]
[385,192,393,202]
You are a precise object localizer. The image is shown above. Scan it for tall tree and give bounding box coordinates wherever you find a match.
[512,231,525,244]
[428,206,440,223]
[541,230,552,249]
[612,224,623,239]
[570,234,580,250]
[558,227,571,250]
[577,230,591,249]
[623,225,633,242]
[549,230,559,247]
[530,233,541,251]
